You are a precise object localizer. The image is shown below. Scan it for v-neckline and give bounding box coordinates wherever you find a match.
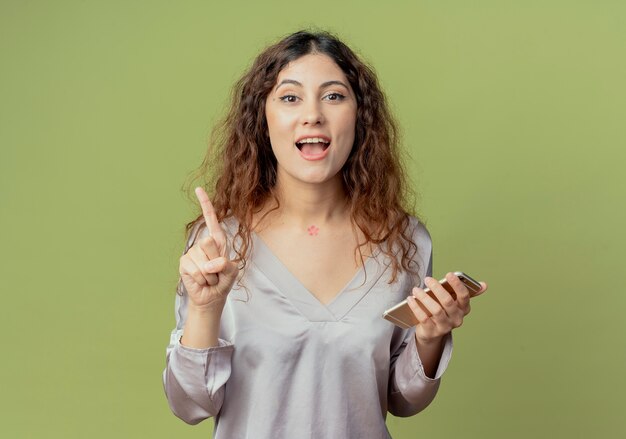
[250,231,388,322]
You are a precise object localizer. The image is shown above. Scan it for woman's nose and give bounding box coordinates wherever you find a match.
[301,101,324,125]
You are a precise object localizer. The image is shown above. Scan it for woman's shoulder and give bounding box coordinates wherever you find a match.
[405,214,432,248]
[403,214,433,283]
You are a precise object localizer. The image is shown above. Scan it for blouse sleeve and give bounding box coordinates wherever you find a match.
[162,223,234,424]
[387,219,454,417]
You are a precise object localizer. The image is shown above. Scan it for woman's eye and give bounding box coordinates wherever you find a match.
[279,95,298,103]
[324,92,346,101]
[278,93,345,103]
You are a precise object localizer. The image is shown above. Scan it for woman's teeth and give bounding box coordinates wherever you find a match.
[296,138,331,150]
[297,137,329,144]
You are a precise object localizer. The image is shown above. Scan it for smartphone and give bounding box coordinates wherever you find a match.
[382,271,482,329]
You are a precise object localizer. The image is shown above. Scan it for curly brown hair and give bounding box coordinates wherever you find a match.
[179,29,425,294]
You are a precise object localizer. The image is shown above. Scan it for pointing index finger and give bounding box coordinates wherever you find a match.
[194,187,226,249]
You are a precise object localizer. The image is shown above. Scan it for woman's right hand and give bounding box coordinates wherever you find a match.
[178,187,239,310]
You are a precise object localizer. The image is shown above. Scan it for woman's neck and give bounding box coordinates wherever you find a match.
[258,174,350,232]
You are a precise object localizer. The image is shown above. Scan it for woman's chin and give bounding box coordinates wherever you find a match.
[279,169,341,187]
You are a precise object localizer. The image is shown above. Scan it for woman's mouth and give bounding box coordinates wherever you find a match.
[295,137,331,161]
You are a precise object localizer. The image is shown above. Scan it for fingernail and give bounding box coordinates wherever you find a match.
[204,260,217,271]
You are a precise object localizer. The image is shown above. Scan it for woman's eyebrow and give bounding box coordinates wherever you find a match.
[276,79,350,90]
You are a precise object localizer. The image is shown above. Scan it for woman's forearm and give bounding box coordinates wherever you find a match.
[180,301,226,348]
[414,334,445,378]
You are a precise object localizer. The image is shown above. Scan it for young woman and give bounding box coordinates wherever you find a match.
[163,30,488,438]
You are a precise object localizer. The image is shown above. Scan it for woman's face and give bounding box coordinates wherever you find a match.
[265,53,357,186]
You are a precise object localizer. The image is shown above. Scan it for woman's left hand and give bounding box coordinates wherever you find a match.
[407,272,488,345]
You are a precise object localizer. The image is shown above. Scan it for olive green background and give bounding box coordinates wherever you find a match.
[1,1,624,437]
